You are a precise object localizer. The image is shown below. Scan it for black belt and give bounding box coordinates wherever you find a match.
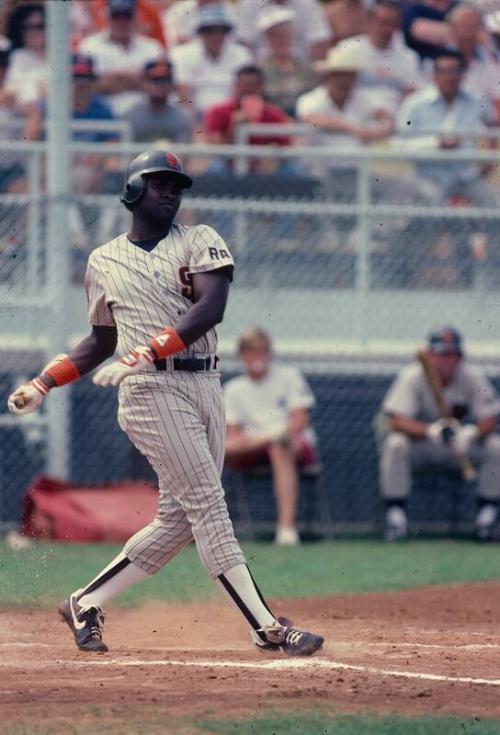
[154,355,218,372]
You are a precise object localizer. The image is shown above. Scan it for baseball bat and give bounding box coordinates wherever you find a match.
[417,349,477,481]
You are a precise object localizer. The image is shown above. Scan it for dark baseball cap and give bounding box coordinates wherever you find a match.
[72,53,96,79]
[428,327,463,356]
[108,0,136,16]
[143,59,174,81]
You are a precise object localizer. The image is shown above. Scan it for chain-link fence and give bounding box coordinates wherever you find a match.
[1,139,500,532]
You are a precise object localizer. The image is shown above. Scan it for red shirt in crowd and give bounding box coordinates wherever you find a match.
[204,97,291,147]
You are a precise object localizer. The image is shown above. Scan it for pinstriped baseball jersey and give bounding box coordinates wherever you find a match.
[84,223,234,357]
[83,221,244,579]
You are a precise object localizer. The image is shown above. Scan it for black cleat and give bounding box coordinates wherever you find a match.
[255,617,324,657]
[59,591,108,653]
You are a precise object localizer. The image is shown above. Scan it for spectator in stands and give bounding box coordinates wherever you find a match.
[323,0,368,45]
[396,50,497,206]
[403,0,454,61]
[24,54,117,143]
[237,0,332,61]
[170,4,252,119]
[297,40,429,250]
[78,0,163,116]
[4,2,47,106]
[204,64,296,173]
[446,4,500,121]
[87,0,167,47]
[485,10,500,52]
[296,41,393,150]
[258,6,317,117]
[161,0,235,49]
[0,36,28,192]
[123,58,193,143]
[24,54,119,197]
[378,327,500,542]
[339,0,423,116]
[224,327,318,547]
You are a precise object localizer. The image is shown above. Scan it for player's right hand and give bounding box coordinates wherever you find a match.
[7,379,48,415]
[426,418,458,446]
[92,346,155,387]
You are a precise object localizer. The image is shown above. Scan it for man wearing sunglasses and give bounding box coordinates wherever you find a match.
[123,58,193,143]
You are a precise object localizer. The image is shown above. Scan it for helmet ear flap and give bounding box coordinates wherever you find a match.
[120,173,145,206]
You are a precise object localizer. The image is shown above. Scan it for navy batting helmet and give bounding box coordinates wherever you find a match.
[120,149,193,206]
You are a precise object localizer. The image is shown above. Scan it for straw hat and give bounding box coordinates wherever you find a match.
[313,41,366,73]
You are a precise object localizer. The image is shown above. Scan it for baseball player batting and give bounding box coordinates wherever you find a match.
[8,150,324,657]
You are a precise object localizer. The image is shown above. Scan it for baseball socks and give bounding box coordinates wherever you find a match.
[216,563,278,642]
[75,551,150,609]
[216,564,325,654]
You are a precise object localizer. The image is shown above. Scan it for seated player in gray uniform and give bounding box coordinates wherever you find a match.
[379,327,500,542]
[224,327,318,547]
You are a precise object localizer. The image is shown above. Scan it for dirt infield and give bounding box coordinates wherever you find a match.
[1,582,499,732]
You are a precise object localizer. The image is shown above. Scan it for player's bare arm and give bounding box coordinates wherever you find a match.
[7,326,118,415]
[173,268,232,345]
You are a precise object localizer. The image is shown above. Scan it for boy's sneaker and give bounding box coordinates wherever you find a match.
[253,617,324,656]
[475,503,498,542]
[384,505,408,542]
[59,591,108,653]
[274,527,300,547]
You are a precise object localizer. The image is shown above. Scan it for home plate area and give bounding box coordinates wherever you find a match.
[1,583,500,726]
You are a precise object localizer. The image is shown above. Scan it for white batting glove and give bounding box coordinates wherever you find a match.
[426,418,458,446]
[452,424,480,455]
[92,346,155,387]
[8,378,49,415]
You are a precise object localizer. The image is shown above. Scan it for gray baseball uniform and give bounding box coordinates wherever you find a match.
[380,362,500,500]
[85,223,245,577]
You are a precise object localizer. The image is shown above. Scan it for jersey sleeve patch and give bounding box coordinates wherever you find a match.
[189,225,235,274]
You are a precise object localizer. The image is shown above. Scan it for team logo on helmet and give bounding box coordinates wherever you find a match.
[165,152,181,171]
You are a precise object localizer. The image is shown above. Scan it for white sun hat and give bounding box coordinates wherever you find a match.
[256,6,295,33]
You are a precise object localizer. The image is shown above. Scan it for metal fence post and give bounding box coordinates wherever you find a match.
[27,151,41,292]
[44,1,71,480]
[355,158,371,347]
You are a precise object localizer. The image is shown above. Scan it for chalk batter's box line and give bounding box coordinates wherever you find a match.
[9,656,498,688]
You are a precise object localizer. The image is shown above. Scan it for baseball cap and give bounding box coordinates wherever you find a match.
[143,59,174,81]
[72,53,96,79]
[428,327,463,356]
[313,40,366,73]
[108,0,136,16]
[196,4,234,32]
[256,6,295,33]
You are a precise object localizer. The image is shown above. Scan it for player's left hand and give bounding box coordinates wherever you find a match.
[93,346,155,387]
[452,424,480,455]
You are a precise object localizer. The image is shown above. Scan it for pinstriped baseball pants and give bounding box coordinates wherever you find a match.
[117,371,245,577]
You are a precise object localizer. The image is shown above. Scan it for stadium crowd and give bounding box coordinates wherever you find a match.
[0,0,500,283]
[1,0,499,166]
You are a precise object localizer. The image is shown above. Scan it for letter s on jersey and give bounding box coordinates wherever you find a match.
[178,266,194,302]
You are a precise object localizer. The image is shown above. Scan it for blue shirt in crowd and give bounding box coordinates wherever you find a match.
[396,84,491,188]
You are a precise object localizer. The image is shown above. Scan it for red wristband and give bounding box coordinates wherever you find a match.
[44,357,80,387]
[150,327,186,359]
